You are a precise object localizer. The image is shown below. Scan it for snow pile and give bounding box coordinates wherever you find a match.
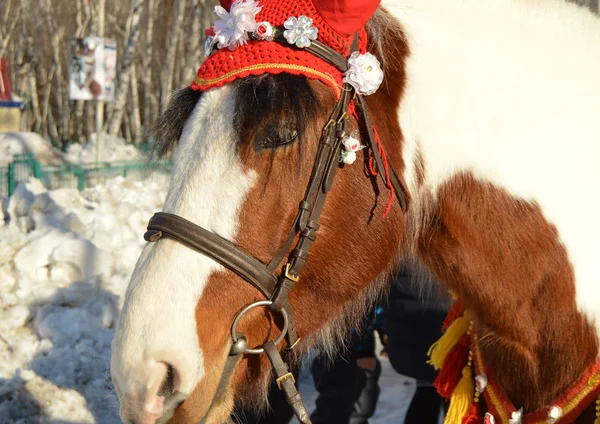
[0,174,169,423]
[65,134,142,164]
[0,132,65,166]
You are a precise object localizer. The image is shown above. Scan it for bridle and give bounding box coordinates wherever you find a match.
[143,30,409,424]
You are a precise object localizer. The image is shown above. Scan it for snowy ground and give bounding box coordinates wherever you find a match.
[0,173,413,424]
[0,132,141,167]
[0,133,65,166]
[64,134,141,165]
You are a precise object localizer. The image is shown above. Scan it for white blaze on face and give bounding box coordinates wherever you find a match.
[111,86,257,417]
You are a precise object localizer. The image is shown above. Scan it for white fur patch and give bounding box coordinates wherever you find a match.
[111,86,257,402]
[384,0,600,338]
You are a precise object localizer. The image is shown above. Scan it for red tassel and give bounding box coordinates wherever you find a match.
[443,299,465,331]
[462,402,483,424]
[434,335,469,398]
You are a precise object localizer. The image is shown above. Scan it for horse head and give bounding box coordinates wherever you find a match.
[111,1,408,423]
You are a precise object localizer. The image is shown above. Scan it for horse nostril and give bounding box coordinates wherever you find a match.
[157,363,176,397]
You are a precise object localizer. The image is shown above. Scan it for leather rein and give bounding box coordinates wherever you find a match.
[143,32,409,423]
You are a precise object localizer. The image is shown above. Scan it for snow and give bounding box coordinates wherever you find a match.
[0,173,414,423]
[64,134,141,164]
[0,132,142,168]
[0,174,169,424]
[0,133,65,166]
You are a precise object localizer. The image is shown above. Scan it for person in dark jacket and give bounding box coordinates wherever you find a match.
[384,272,449,423]
[310,305,385,424]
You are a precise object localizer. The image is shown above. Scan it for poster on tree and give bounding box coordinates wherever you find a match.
[69,37,117,101]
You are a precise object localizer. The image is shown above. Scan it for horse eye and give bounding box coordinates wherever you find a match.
[257,129,298,150]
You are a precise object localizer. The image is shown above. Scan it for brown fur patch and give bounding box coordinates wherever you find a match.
[413,172,598,412]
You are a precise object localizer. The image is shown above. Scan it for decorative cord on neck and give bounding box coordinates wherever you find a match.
[367,125,395,219]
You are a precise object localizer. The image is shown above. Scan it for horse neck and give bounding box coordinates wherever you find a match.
[376,2,600,412]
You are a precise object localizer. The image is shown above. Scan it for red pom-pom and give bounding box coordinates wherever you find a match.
[462,402,483,424]
[434,335,470,398]
[219,0,233,11]
[313,0,381,36]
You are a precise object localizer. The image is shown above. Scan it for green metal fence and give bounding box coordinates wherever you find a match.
[1,154,172,197]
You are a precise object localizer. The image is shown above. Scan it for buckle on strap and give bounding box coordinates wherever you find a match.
[285,263,300,282]
[276,372,296,390]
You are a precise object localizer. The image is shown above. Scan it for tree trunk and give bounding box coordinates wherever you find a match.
[130,63,142,142]
[0,1,21,58]
[183,0,204,84]
[28,70,42,133]
[106,0,147,136]
[160,0,186,110]
[142,0,156,136]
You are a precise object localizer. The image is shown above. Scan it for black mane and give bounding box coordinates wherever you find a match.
[151,74,323,158]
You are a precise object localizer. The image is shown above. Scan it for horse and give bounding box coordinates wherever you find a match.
[110,0,600,423]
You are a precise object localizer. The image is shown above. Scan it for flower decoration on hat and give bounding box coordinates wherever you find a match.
[213,0,262,51]
[344,51,384,95]
[283,16,319,48]
[255,21,275,40]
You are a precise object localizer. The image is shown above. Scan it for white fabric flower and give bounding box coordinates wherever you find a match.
[475,374,488,391]
[508,409,523,424]
[344,52,384,95]
[340,151,357,165]
[342,133,362,153]
[484,413,496,424]
[283,16,318,48]
[255,21,274,40]
[213,0,262,51]
[547,406,562,423]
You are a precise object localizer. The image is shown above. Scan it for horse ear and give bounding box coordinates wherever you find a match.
[313,0,381,36]
[219,0,233,11]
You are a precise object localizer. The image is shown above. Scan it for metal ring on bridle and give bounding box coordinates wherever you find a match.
[231,300,289,354]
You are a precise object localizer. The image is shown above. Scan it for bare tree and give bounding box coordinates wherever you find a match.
[2,0,219,141]
[183,0,205,84]
[106,0,146,136]
[142,0,157,136]
[0,0,22,58]
[160,0,186,110]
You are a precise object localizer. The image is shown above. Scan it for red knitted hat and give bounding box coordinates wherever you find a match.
[191,0,381,96]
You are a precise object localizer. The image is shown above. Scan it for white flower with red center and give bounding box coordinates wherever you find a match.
[475,374,488,392]
[213,0,262,51]
[255,21,274,40]
[283,15,319,48]
[340,132,363,164]
[344,52,384,95]
[484,413,496,424]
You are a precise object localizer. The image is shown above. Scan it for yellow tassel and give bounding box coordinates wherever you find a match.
[444,366,474,424]
[428,314,470,370]
[594,417,600,424]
